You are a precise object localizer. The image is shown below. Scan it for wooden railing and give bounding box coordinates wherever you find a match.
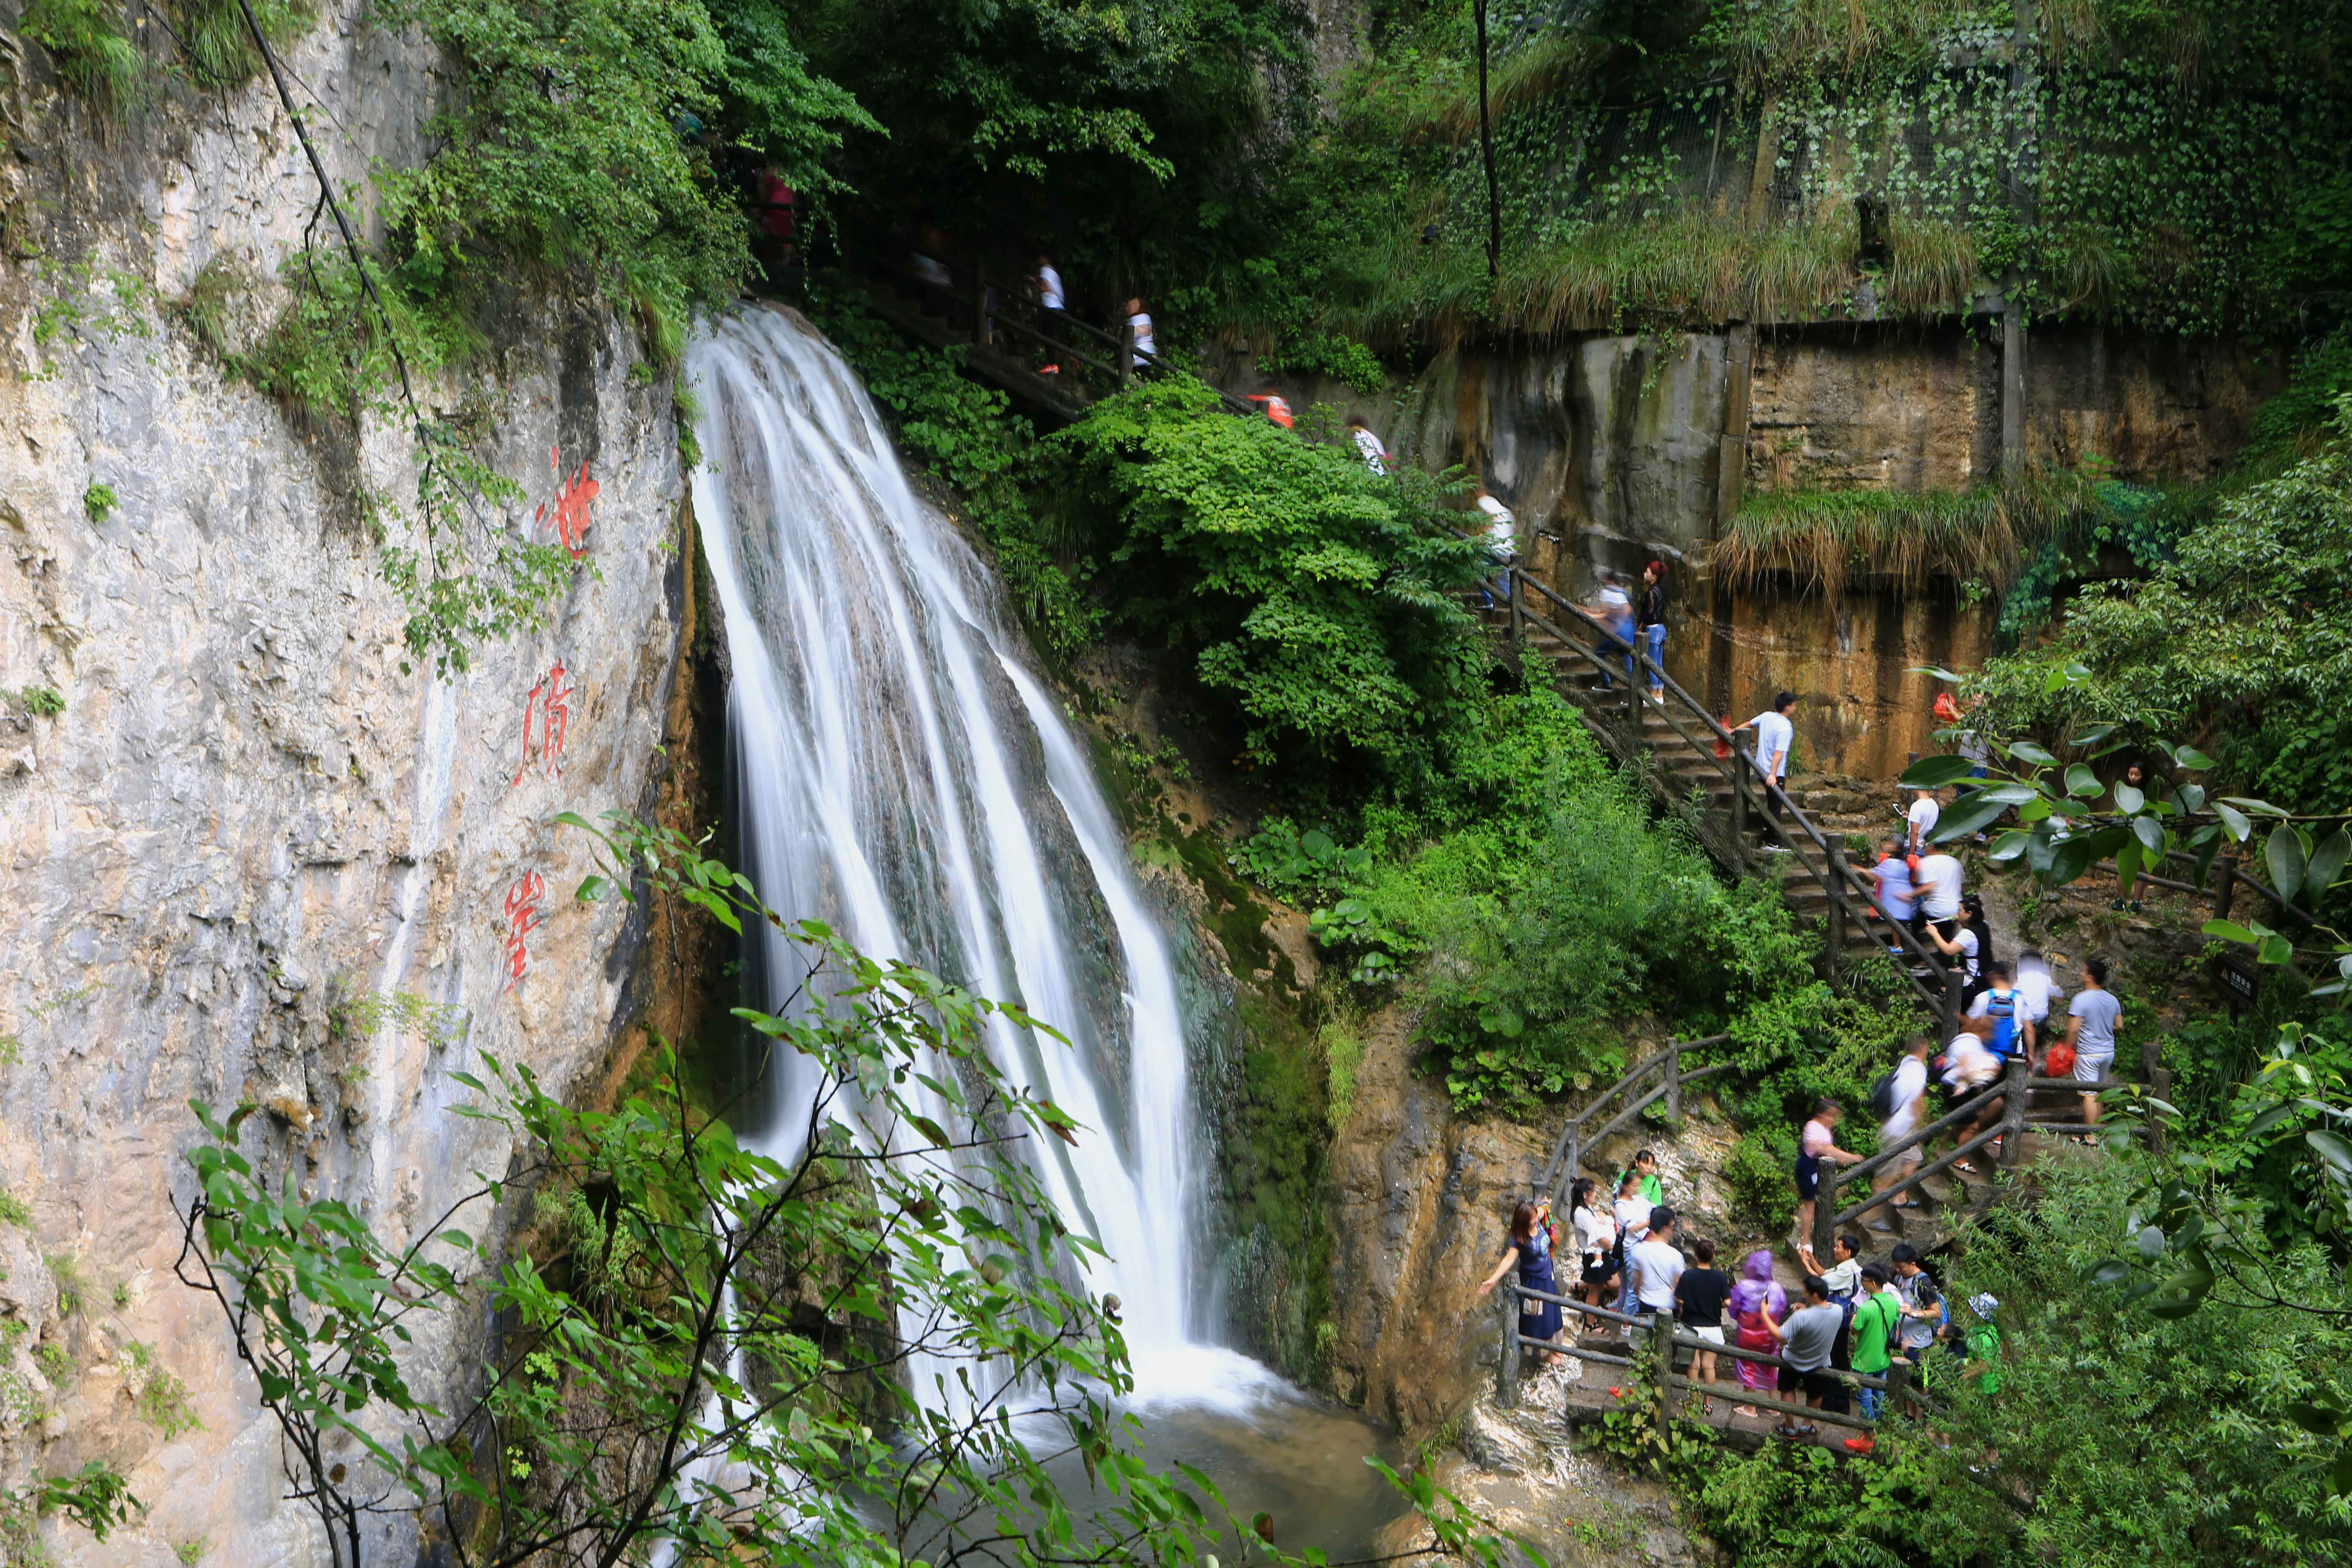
[1535,1035,1731,1209]
[1496,1283,1917,1436]
[1504,567,1960,1032]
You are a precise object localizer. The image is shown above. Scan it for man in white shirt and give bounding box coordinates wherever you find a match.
[1588,569,1636,690]
[1348,415,1388,474]
[1867,1037,1931,1221]
[1905,784,1941,855]
[2016,949,2065,1033]
[1915,850,1964,942]
[1473,488,1514,610]
[1123,295,1155,368]
[1031,252,1066,374]
[1732,692,1798,843]
[1630,1207,1686,1314]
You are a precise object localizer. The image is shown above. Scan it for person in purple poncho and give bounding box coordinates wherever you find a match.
[1728,1248,1787,1418]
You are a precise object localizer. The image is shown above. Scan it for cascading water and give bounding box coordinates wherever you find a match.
[684,303,1273,1408]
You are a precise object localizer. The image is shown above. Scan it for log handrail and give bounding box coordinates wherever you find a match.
[1534,1035,1731,1207]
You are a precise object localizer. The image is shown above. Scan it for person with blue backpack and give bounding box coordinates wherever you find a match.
[1965,960,2032,1062]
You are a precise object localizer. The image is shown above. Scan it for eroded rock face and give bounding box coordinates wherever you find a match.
[1,19,687,1564]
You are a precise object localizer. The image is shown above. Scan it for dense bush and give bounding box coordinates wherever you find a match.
[1045,374,1493,786]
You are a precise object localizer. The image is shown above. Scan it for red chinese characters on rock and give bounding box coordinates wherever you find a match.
[502,871,547,992]
[511,659,577,786]
[534,446,599,559]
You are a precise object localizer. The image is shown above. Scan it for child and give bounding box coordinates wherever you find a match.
[1675,1238,1731,1414]
[1612,1172,1652,1315]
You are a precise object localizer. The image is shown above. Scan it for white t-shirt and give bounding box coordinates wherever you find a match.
[1917,853,1964,919]
[1613,1194,1651,1244]
[1036,265,1065,310]
[1476,494,1515,558]
[1945,924,1980,980]
[1882,1055,1929,1142]
[1941,1031,2000,1091]
[1631,1238,1685,1309]
[1908,793,1941,849]
[1748,710,1794,779]
[1127,312,1155,363]
[1573,1204,1616,1264]
[1352,426,1387,475]
[2016,962,2063,1023]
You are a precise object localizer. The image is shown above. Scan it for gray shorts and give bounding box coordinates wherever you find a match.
[2074,1051,2114,1085]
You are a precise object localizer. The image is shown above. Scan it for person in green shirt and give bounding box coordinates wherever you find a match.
[1841,1264,1904,1453]
[1621,1149,1665,1209]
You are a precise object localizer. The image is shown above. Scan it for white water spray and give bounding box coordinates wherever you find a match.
[684,304,1271,1405]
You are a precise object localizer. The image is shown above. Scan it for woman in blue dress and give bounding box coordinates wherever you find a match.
[1477,1199,1565,1364]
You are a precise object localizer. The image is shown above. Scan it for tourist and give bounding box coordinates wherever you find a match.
[1636,560,1669,704]
[1867,836,1916,949]
[2016,949,2066,1065]
[1247,383,1295,428]
[1939,1019,2004,1170]
[1728,1249,1788,1419]
[1764,1275,1844,1438]
[1927,898,1982,999]
[1889,1243,1943,1371]
[1347,414,1388,474]
[1030,252,1066,373]
[1867,1037,1931,1224]
[1569,1177,1620,1327]
[1915,844,1964,949]
[1612,1171,1652,1315]
[1475,1199,1564,1365]
[1625,1149,1666,1209]
[1904,782,1941,855]
[1793,1100,1863,1263]
[2062,955,2123,1129]
[1675,1238,1731,1412]
[1804,1232,1864,1303]
[1473,487,1515,611]
[1631,1206,1684,1316]
[1731,692,1798,839]
[1123,296,1156,370]
[1966,960,2028,1061]
[1840,1263,1904,1450]
[1588,568,1636,690]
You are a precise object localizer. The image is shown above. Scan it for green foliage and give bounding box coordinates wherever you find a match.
[0,1190,29,1228]
[32,1341,73,1390]
[20,0,142,116]
[80,481,116,523]
[324,980,466,1051]
[46,1255,84,1316]
[1720,1127,1797,1232]
[808,287,1099,658]
[166,0,316,86]
[124,1341,201,1438]
[1046,374,1491,782]
[0,686,60,717]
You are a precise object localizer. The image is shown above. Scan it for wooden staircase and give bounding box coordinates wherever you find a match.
[1496,568,1960,1029]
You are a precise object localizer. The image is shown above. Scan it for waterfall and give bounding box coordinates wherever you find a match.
[684,304,1269,1408]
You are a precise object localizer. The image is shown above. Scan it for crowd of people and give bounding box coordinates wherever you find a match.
[1480,1156,2003,1446]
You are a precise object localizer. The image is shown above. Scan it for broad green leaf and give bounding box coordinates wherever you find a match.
[2308,829,2351,896]
[2215,801,2252,842]
[1911,665,1964,684]
[1987,830,2031,863]
[575,875,609,903]
[2202,920,2261,945]
[2064,763,2103,798]
[1929,790,2013,843]
[2176,783,2207,814]
[2112,782,2144,814]
[2267,824,2307,902]
[1974,783,2042,806]
[2259,934,2295,965]
[2133,815,2167,856]
[1900,755,1979,789]
[2175,746,2216,771]
[2307,1130,2352,1176]
[2008,740,2060,766]
[2069,722,2119,748]
[2116,838,2141,895]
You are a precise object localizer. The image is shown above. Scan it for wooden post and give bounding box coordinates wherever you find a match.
[1884,1356,1913,1424]
[1999,1052,2029,1170]
[1811,1161,1836,1263]
[1497,1290,1520,1408]
[1650,1310,1676,1447]
[1508,566,1522,644]
[1563,1133,1580,1206]
[972,267,990,347]
[2214,851,2238,921]
[1118,325,1135,389]
[1730,751,1750,863]
[1825,841,1850,976]
[2150,1065,2174,1155]
[1664,1042,1682,1128]
[1626,647,1641,726]
[1942,965,1962,1047]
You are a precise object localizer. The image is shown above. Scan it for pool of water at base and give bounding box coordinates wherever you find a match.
[1068,1346,1412,1560]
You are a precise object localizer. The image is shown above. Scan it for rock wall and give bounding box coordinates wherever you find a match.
[1220,317,2281,778]
[0,16,690,1564]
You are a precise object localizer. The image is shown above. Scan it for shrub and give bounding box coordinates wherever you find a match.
[1719,1128,1795,1233]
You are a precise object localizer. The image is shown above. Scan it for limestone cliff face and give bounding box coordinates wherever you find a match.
[0,16,690,1564]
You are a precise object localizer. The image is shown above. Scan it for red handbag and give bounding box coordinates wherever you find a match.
[2045,1041,2076,1077]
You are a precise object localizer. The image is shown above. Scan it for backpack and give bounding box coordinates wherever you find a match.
[1868,1067,1900,1119]
[1981,990,2018,1058]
